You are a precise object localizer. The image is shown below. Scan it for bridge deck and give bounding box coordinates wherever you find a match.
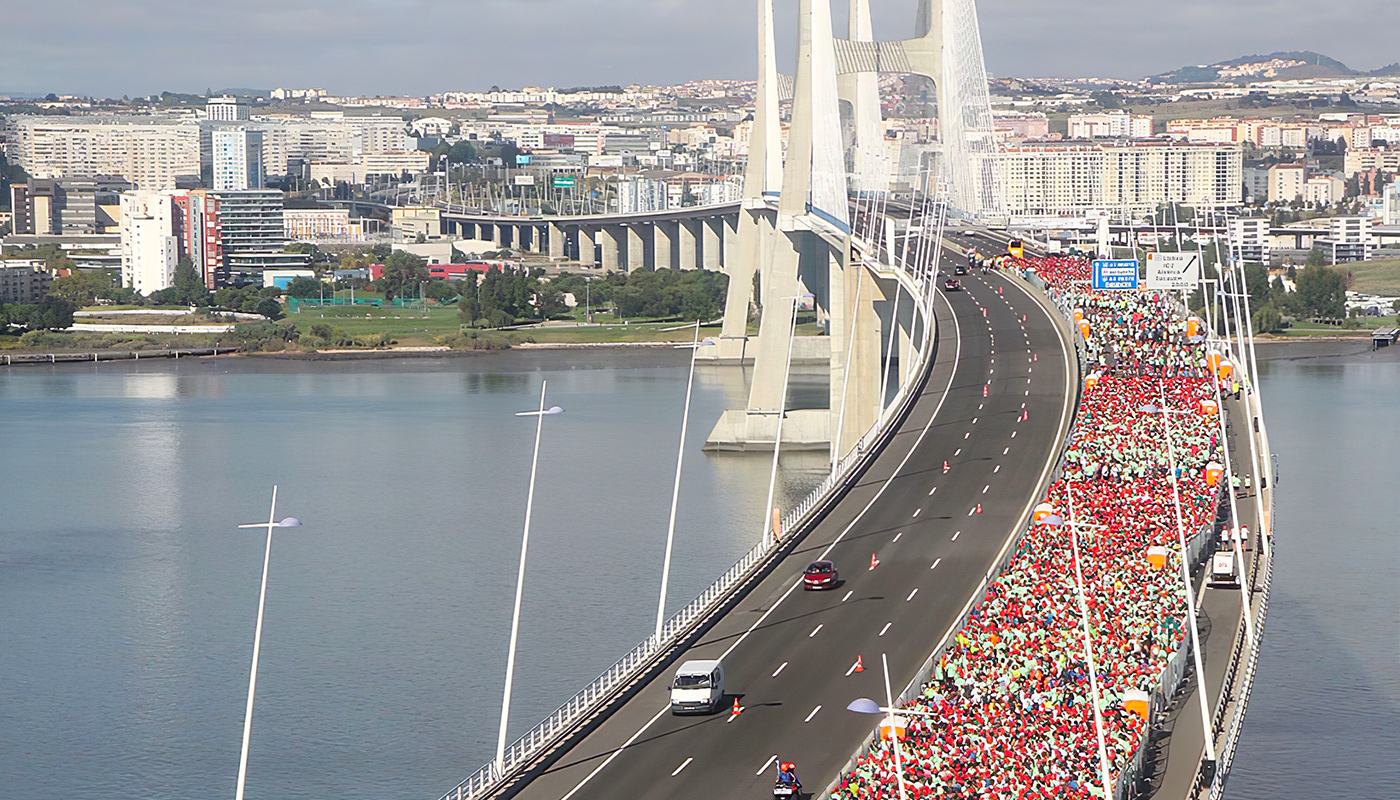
[493,264,1076,800]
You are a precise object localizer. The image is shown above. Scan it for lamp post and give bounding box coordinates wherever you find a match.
[1037,484,1114,799]
[233,487,302,800]
[1139,390,1218,766]
[655,323,717,645]
[844,654,918,800]
[496,382,564,777]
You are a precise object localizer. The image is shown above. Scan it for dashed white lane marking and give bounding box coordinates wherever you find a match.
[978,403,984,410]
[1025,389,1031,396]
[1012,431,1018,438]
[907,587,919,602]
[952,530,962,541]
[805,705,822,723]
[912,508,922,518]
[879,622,893,637]
[928,486,937,496]
[964,432,970,439]
[773,662,788,677]
[893,532,903,542]
[845,660,861,676]
[1004,447,1010,455]
[982,485,990,493]
[972,417,979,424]
[994,465,1002,473]
[954,448,962,456]
[673,758,693,776]
[842,590,853,602]
[931,557,942,569]
[809,624,823,638]
[757,755,778,775]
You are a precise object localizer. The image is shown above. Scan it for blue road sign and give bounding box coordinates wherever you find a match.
[1091,259,1139,291]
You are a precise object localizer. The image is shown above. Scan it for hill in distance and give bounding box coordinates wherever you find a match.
[1150,51,1400,84]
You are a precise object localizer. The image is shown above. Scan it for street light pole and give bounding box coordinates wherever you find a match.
[1058,483,1115,798]
[655,322,713,644]
[233,487,302,800]
[496,382,563,776]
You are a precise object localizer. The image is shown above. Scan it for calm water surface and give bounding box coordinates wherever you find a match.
[3,347,1394,799]
[0,350,829,800]
[1228,355,1399,799]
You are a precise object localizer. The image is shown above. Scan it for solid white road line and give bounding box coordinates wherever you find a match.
[559,706,670,800]
[773,662,788,678]
[879,622,892,637]
[809,624,823,638]
[672,758,693,776]
[804,706,822,723]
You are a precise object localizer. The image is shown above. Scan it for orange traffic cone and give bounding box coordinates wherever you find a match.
[982,308,988,317]
[1023,314,1027,323]
[975,504,983,514]
[870,553,880,570]
[730,697,743,717]
[1021,409,1028,422]
[998,286,1003,295]
[982,384,989,397]
[943,460,950,473]
[1033,353,1038,362]
[853,655,865,673]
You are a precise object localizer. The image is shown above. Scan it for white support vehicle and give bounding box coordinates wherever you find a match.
[1211,551,1238,586]
[669,659,724,715]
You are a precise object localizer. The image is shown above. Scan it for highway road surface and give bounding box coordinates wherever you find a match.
[499,262,1077,800]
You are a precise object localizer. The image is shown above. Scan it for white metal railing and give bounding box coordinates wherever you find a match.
[438,222,938,800]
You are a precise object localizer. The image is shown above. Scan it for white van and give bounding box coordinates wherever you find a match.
[669,659,724,715]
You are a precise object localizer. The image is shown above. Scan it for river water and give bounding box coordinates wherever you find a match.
[0,349,830,800]
[1227,349,1399,799]
[1,346,1393,799]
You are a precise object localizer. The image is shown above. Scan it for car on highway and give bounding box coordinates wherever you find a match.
[669,660,724,714]
[802,560,839,590]
[943,278,961,292]
[954,263,968,275]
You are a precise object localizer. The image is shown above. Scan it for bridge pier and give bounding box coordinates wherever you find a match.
[626,224,648,272]
[654,221,677,270]
[600,226,623,272]
[548,222,566,260]
[702,218,723,271]
[678,220,699,271]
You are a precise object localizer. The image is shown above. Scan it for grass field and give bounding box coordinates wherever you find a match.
[1343,259,1400,296]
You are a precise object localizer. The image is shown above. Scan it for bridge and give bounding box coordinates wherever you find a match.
[426,2,1276,800]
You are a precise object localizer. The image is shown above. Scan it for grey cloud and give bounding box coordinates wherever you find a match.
[1,0,1395,96]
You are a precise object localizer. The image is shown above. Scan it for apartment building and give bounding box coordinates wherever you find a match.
[0,264,53,304]
[206,96,250,122]
[995,142,1242,216]
[1268,163,1305,203]
[1229,218,1270,264]
[2,116,200,190]
[120,191,179,294]
[1318,216,1374,263]
[1343,148,1400,178]
[1067,111,1154,139]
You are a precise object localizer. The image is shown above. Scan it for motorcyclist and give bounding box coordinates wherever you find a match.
[776,761,800,789]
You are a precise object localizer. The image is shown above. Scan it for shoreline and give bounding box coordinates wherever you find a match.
[1253,338,1400,364]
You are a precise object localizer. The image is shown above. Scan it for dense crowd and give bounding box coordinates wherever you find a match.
[831,256,1224,799]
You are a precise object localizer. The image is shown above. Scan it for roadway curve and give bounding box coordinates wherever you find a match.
[500,263,1076,800]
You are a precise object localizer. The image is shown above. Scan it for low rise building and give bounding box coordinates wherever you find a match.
[0,264,53,304]
[1318,216,1374,263]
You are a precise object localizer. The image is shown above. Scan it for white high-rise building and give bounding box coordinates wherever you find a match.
[1268,163,1305,204]
[995,142,1242,217]
[120,191,179,294]
[1383,182,1400,226]
[1229,218,1270,264]
[212,128,265,190]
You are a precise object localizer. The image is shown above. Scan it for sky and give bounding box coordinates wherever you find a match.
[1,0,1396,98]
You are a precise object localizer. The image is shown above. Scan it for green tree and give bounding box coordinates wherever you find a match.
[6,295,76,329]
[1306,245,1327,267]
[255,298,284,320]
[378,250,430,299]
[48,271,108,307]
[171,257,209,306]
[1293,264,1347,319]
[1251,304,1284,334]
[285,276,324,299]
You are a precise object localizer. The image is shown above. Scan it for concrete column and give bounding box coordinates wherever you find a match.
[702,218,723,271]
[600,225,622,272]
[716,208,769,361]
[579,227,598,268]
[548,223,566,259]
[679,220,699,271]
[654,221,676,271]
[626,225,647,272]
[723,215,739,271]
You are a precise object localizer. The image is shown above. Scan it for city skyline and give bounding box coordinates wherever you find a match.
[2,0,1395,98]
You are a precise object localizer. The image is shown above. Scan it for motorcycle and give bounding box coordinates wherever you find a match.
[772,761,802,798]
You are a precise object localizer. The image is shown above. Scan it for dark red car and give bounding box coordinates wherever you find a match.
[803,560,839,590]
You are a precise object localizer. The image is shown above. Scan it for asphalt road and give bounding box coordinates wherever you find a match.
[504,264,1076,800]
